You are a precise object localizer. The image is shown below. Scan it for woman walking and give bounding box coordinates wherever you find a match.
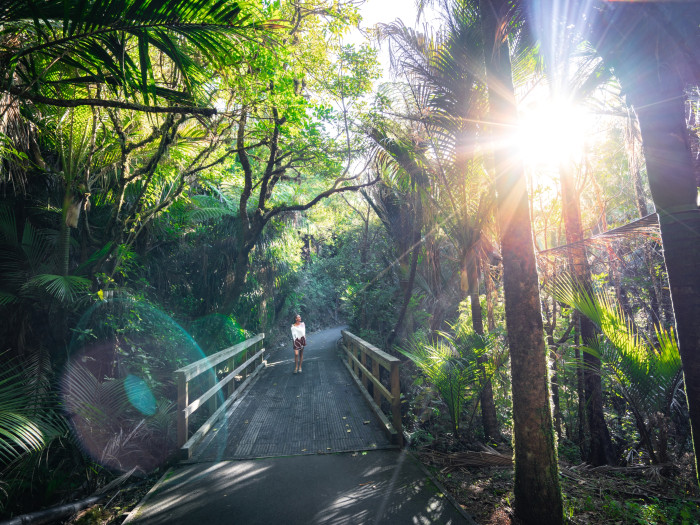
[291,314,306,373]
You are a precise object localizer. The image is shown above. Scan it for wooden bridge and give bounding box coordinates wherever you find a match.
[124,326,471,524]
[174,327,402,461]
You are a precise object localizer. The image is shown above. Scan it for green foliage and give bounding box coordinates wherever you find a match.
[0,355,68,514]
[399,330,475,434]
[189,315,248,355]
[554,277,683,462]
[0,359,64,467]
[1,0,276,108]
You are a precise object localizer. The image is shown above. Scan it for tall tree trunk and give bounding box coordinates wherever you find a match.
[544,294,562,439]
[627,109,663,323]
[388,192,422,349]
[559,162,615,465]
[484,262,497,332]
[574,325,588,456]
[480,1,563,522]
[467,255,500,441]
[592,2,700,484]
[628,72,700,483]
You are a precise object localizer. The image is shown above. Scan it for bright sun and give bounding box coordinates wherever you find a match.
[517,100,592,170]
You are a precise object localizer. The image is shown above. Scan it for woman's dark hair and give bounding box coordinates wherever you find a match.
[294,313,301,322]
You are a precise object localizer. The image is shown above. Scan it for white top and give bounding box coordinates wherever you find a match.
[291,322,305,341]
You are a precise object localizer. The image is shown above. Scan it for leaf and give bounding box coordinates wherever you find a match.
[24,274,91,303]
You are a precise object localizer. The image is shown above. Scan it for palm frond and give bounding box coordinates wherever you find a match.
[2,0,280,108]
[0,355,66,466]
[554,276,682,417]
[23,274,91,303]
[0,205,18,246]
[399,330,479,433]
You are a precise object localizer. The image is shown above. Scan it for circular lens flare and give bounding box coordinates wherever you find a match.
[124,374,157,416]
[63,297,208,472]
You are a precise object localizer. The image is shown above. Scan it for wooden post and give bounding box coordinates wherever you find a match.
[372,359,381,405]
[361,349,368,390]
[390,361,403,446]
[207,369,217,414]
[227,356,235,397]
[176,371,189,448]
[242,347,249,380]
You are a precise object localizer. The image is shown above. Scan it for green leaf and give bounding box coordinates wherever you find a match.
[25,274,91,303]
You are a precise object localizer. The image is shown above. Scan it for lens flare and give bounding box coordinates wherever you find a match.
[63,296,208,472]
[124,374,157,416]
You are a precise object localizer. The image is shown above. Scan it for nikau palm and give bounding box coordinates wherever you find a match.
[480,0,563,522]
[1,0,278,113]
[555,278,683,464]
[380,3,501,438]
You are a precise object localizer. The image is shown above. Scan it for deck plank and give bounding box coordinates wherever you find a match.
[194,327,395,461]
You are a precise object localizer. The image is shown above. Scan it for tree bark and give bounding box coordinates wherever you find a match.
[559,162,615,465]
[388,191,422,348]
[629,73,700,482]
[466,255,500,441]
[480,1,563,522]
[592,1,700,483]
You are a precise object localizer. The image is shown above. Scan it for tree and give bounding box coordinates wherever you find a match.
[533,16,617,462]
[0,0,275,115]
[380,5,501,438]
[479,0,563,522]
[214,4,381,313]
[589,1,700,483]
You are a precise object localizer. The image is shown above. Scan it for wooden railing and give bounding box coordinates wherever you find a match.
[341,330,403,446]
[175,333,265,458]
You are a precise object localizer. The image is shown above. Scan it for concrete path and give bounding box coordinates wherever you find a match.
[124,327,473,524]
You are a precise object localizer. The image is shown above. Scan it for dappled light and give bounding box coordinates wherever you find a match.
[2,0,700,523]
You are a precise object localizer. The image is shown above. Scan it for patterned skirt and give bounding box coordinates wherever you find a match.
[293,336,306,350]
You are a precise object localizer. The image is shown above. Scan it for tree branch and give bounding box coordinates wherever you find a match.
[263,174,381,223]
[9,87,217,116]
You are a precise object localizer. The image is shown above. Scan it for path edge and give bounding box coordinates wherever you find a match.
[121,467,174,524]
[407,449,479,524]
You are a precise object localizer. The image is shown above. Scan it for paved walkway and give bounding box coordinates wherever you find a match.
[125,327,472,524]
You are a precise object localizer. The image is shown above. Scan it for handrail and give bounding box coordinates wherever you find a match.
[175,333,265,458]
[341,330,403,446]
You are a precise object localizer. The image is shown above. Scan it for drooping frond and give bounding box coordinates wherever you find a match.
[1,0,282,110]
[553,276,682,418]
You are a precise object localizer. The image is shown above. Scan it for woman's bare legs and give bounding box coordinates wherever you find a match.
[298,348,304,372]
[294,348,299,373]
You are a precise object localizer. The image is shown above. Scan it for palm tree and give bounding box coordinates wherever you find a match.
[479,0,563,522]
[588,1,700,483]
[380,3,502,439]
[534,23,617,463]
[366,120,427,347]
[0,0,276,114]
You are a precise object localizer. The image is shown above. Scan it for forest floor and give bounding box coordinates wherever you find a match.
[418,445,700,524]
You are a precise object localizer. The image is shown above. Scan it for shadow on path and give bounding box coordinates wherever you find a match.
[124,326,473,524]
[195,326,393,461]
